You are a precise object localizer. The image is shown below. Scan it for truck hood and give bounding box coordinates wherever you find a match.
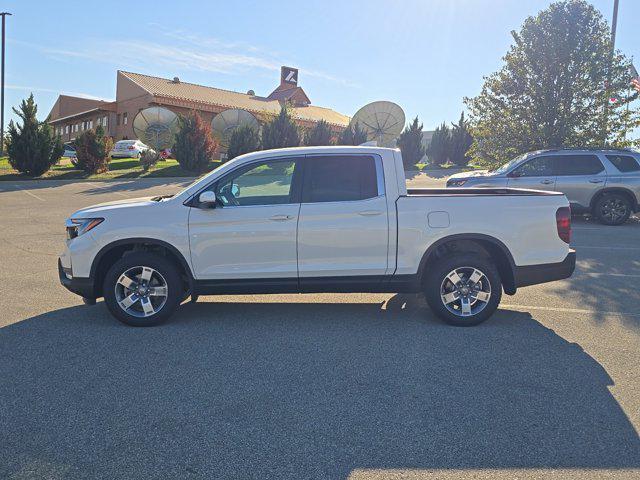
[447,169,492,180]
[70,196,159,218]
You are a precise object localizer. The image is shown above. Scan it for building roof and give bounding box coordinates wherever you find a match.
[119,71,350,127]
[49,102,117,123]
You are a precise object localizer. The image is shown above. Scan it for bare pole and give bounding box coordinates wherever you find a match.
[603,0,619,145]
[0,12,11,156]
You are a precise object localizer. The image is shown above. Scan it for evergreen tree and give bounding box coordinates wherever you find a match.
[427,122,451,166]
[261,106,300,150]
[337,122,368,145]
[449,112,473,166]
[74,125,113,174]
[396,116,426,168]
[6,94,63,176]
[227,125,261,160]
[465,0,640,166]
[304,120,333,146]
[173,111,218,173]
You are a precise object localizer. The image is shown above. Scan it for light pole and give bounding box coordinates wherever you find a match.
[603,0,619,145]
[0,12,10,157]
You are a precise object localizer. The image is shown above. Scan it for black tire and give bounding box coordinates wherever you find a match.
[103,252,182,327]
[594,193,631,226]
[423,254,502,327]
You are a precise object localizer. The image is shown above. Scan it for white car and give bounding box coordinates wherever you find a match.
[109,140,152,159]
[59,146,575,327]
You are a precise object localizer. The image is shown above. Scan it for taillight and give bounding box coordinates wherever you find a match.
[556,207,571,244]
[128,145,135,150]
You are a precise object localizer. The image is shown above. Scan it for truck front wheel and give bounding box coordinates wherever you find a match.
[424,254,502,327]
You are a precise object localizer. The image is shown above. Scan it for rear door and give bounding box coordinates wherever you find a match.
[553,154,606,209]
[297,154,389,280]
[507,155,557,190]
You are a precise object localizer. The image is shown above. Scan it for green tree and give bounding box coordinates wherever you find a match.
[465,0,640,166]
[261,106,300,150]
[173,111,218,173]
[396,116,426,169]
[227,125,261,160]
[6,94,63,176]
[427,122,451,166]
[449,112,473,166]
[304,119,333,146]
[337,122,368,145]
[74,125,113,174]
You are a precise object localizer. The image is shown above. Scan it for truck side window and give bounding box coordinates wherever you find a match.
[302,155,378,203]
[606,154,640,173]
[555,155,604,175]
[512,156,556,177]
[214,159,297,206]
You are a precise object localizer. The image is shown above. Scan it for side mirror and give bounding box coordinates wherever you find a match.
[198,191,217,208]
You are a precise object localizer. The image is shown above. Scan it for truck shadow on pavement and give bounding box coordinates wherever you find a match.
[1,297,639,479]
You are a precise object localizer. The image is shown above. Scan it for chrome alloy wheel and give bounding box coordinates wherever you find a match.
[600,198,628,223]
[440,267,492,317]
[114,266,168,318]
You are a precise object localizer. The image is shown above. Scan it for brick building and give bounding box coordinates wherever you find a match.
[48,67,350,144]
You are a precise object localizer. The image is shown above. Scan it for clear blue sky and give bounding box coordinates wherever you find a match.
[3,0,639,132]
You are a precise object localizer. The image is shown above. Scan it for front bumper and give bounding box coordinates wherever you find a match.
[58,258,96,299]
[514,250,576,288]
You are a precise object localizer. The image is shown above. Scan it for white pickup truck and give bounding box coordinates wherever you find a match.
[59,146,575,327]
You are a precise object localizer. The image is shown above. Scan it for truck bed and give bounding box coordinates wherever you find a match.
[406,187,563,196]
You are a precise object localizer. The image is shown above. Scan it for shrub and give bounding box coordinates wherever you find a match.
[74,125,113,174]
[261,106,300,150]
[139,149,161,172]
[397,116,425,169]
[227,125,261,161]
[337,122,368,145]
[7,94,64,176]
[304,119,333,146]
[173,111,218,173]
[449,112,473,166]
[427,122,451,166]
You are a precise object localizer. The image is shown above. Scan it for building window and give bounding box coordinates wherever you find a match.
[65,125,69,134]
[103,116,108,128]
[117,114,121,126]
[123,112,128,125]
[89,120,93,129]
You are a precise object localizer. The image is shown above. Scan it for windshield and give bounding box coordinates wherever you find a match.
[173,161,229,198]
[490,152,534,174]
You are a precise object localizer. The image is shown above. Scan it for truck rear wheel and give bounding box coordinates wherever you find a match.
[424,254,502,327]
[103,252,182,327]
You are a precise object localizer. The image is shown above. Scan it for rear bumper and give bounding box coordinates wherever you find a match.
[58,259,96,299]
[514,250,576,288]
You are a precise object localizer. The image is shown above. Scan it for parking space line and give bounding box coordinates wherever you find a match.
[501,303,640,317]
[573,245,640,251]
[577,272,640,278]
[15,186,45,201]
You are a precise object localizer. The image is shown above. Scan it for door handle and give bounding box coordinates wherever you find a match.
[358,210,383,216]
[589,179,604,184]
[540,179,554,185]
[269,214,294,221]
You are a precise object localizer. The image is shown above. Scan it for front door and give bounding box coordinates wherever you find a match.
[507,155,557,191]
[189,157,301,279]
[297,154,389,280]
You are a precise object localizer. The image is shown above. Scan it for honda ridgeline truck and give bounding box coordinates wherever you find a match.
[59,146,575,327]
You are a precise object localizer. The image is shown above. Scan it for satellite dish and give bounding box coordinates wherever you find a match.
[132,106,179,151]
[350,101,405,147]
[211,108,260,148]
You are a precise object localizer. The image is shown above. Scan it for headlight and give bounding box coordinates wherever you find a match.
[65,218,104,239]
[447,178,468,187]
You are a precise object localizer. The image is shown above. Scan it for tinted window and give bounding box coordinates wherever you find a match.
[555,155,604,175]
[606,154,640,173]
[511,156,555,177]
[302,155,379,203]
[215,159,296,206]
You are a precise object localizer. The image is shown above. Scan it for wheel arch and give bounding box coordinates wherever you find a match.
[417,233,517,295]
[589,187,638,213]
[90,238,194,297]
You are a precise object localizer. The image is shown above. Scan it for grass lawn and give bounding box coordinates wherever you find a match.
[0,156,221,181]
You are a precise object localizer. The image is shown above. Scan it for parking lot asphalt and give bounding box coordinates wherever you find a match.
[0,175,639,480]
